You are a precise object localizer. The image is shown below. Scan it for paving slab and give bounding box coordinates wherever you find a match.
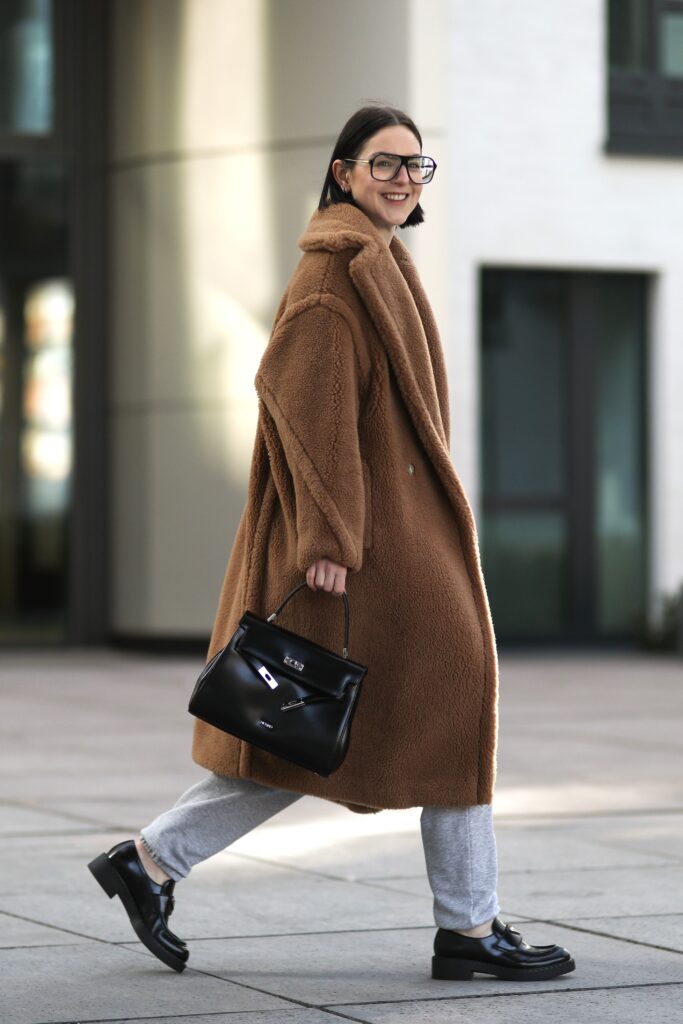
[0,830,131,897]
[224,810,675,883]
[493,653,683,817]
[495,820,678,872]
[336,983,683,1024]
[566,915,683,953]
[494,810,683,854]
[0,911,89,948]
[493,778,683,817]
[160,854,434,940]
[363,863,683,920]
[0,800,102,837]
[2,941,296,1024]
[225,810,428,882]
[36,794,209,831]
[500,863,683,920]
[0,839,433,943]
[579,812,683,861]
[168,922,683,1004]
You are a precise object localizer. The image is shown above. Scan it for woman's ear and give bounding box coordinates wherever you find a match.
[331,159,349,192]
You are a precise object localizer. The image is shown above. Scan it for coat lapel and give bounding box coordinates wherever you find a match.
[299,203,449,454]
[388,235,451,452]
[297,204,485,536]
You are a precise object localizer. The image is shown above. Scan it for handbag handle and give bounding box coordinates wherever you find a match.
[266,579,351,658]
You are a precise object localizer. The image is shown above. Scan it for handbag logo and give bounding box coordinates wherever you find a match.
[257,665,279,689]
[284,655,304,671]
[258,719,274,729]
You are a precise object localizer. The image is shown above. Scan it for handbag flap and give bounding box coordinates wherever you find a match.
[235,611,366,699]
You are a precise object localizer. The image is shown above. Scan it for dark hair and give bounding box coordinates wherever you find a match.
[318,103,425,229]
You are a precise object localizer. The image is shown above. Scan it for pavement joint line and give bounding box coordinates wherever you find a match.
[322,980,683,1008]
[116,915,683,952]
[10,839,679,874]
[313,1009,373,1023]
[504,915,683,956]
[1,940,93,950]
[117,925,439,945]
[0,828,118,838]
[504,732,683,754]
[0,797,134,829]
[3,821,174,837]
[546,911,683,920]
[492,807,683,820]
[0,907,129,945]
[498,861,680,875]
[29,1016,314,1024]
[224,850,394,886]
[31,1012,333,1024]
[586,841,683,863]
[350,878,440,897]
[113,917,579,944]
[225,853,469,888]
[123,945,336,1013]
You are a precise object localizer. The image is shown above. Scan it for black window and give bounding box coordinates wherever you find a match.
[607,0,683,156]
[480,269,649,644]
[0,2,108,645]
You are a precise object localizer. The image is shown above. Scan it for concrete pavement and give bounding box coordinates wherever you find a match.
[1,647,682,1023]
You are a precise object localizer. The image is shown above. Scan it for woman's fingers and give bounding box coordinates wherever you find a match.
[306,558,347,596]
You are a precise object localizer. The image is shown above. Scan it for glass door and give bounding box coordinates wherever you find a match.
[480,268,647,643]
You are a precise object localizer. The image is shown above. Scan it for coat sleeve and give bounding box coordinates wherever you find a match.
[254,301,367,575]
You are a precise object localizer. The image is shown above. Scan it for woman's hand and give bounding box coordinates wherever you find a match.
[306,557,347,596]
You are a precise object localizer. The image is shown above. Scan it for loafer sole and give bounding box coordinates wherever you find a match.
[432,954,576,981]
[88,852,187,973]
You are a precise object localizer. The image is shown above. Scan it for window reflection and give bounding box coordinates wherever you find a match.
[660,13,683,77]
[20,280,73,517]
[0,0,54,135]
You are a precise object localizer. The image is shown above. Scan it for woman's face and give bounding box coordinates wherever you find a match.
[332,125,423,241]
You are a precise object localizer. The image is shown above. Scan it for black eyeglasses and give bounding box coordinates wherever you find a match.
[343,152,437,184]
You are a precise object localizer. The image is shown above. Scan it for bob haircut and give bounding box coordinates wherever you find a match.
[318,103,425,229]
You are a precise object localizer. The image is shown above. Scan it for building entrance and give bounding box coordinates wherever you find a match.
[480,268,648,643]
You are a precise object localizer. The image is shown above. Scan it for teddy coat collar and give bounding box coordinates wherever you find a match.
[298,202,481,548]
[299,203,450,451]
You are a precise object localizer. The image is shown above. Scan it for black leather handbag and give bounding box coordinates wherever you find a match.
[188,580,367,776]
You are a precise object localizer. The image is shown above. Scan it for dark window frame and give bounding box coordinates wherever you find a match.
[478,266,650,646]
[0,0,67,156]
[607,0,683,157]
[0,1,109,645]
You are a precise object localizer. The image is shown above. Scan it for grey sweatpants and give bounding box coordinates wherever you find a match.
[140,773,500,930]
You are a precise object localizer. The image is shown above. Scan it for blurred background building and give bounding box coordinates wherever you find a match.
[0,0,681,651]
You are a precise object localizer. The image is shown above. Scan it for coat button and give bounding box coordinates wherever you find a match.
[407,463,415,474]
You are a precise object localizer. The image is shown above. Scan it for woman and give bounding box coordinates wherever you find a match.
[88,104,576,982]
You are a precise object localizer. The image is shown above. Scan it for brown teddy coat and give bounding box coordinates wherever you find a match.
[191,200,499,813]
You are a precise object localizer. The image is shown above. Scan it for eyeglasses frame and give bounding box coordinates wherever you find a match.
[343,151,437,185]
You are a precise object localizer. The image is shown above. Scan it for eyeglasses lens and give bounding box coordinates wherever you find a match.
[372,154,435,184]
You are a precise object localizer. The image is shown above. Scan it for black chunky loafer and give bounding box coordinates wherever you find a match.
[432,916,576,981]
[88,839,188,972]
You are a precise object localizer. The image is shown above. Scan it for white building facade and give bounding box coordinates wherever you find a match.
[107,0,683,647]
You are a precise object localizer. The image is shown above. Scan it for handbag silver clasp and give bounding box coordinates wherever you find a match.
[284,655,304,671]
[281,698,306,712]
